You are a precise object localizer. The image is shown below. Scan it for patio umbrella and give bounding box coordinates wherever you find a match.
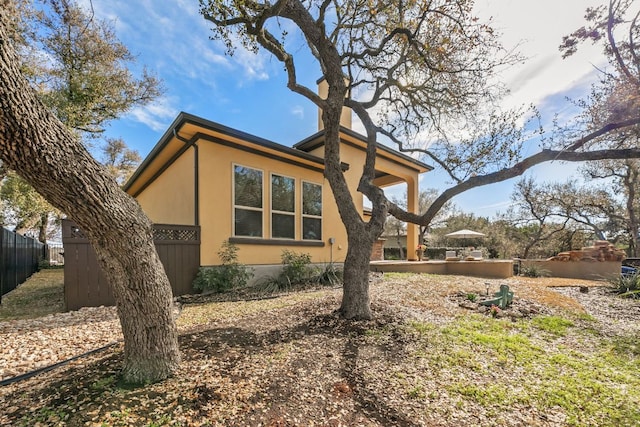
[445,229,486,252]
[444,229,486,239]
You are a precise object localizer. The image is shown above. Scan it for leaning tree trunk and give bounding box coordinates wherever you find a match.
[0,13,180,383]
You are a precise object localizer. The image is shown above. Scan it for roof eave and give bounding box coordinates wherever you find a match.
[294,126,434,173]
[124,112,349,194]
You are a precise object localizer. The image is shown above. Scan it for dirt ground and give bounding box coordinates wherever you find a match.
[1,272,639,426]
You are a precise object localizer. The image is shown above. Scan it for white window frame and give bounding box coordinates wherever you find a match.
[270,172,296,240]
[232,164,264,238]
[301,180,323,241]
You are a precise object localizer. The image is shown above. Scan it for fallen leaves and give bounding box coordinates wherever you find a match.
[1,273,639,426]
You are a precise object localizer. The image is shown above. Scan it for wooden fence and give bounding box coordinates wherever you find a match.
[0,228,45,303]
[62,219,200,311]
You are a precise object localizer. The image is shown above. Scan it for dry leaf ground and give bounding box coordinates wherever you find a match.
[1,270,639,426]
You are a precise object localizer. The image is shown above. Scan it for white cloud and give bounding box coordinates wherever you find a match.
[232,47,271,83]
[475,0,607,112]
[128,96,178,132]
[89,0,269,87]
[291,105,305,119]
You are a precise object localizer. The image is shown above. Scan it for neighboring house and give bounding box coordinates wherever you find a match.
[123,89,431,277]
[382,233,408,251]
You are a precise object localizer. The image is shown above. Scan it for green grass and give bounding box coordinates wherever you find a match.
[0,269,65,320]
[404,315,640,426]
[531,315,574,337]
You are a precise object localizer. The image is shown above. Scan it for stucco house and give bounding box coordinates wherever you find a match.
[123,93,431,278]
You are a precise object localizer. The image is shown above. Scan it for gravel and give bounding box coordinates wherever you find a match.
[552,285,640,336]
[0,306,121,381]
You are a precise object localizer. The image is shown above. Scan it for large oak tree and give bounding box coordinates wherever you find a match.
[0,5,180,383]
[1,0,156,242]
[201,0,640,319]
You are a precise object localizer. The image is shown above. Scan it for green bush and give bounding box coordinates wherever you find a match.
[280,249,313,285]
[192,240,253,293]
[257,251,344,294]
[608,270,640,299]
[314,263,343,287]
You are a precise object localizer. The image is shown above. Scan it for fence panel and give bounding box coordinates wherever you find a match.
[62,220,200,311]
[0,227,45,303]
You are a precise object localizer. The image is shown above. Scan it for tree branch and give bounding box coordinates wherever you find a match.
[388,146,640,227]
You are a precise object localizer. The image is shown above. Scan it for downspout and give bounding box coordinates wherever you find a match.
[173,128,200,226]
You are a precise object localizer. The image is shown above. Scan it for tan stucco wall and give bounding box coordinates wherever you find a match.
[303,139,423,260]
[135,148,195,225]
[521,260,621,281]
[370,260,514,279]
[132,125,425,267]
[197,140,348,266]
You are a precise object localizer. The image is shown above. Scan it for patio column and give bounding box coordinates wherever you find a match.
[406,176,418,261]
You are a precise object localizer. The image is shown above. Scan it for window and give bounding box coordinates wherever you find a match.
[234,165,263,237]
[271,174,295,239]
[302,181,322,240]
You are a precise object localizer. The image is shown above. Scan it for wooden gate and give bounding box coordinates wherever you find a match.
[62,219,200,311]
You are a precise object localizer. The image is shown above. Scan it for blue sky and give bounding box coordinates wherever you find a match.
[82,0,607,217]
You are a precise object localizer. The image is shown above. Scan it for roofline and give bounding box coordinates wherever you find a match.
[294,126,433,172]
[124,112,348,192]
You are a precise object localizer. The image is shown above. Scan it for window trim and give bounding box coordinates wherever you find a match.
[270,172,296,240]
[232,163,264,238]
[229,236,324,247]
[301,180,323,241]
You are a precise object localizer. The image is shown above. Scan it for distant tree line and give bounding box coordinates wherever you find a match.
[385,179,638,260]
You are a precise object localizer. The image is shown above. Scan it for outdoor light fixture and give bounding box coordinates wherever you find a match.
[485,282,491,296]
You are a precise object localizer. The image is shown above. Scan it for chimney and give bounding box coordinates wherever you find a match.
[317,77,352,131]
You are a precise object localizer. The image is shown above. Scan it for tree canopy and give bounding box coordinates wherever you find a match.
[15,0,163,138]
[201,0,640,318]
[1,0,159,241]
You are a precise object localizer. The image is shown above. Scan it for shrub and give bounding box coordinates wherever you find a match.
[608,270,640,299]
[258,250,344,294]
[314,263,343,287]
[192,240,253,293]
[280,249,313,285]
[520,264,549,278]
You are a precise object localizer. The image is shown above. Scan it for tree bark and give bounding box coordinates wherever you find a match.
[624,162,639,257]
[340,230,374,319]
[38,212,48,244]
[0,13,180,383]
[319,85,375,319]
